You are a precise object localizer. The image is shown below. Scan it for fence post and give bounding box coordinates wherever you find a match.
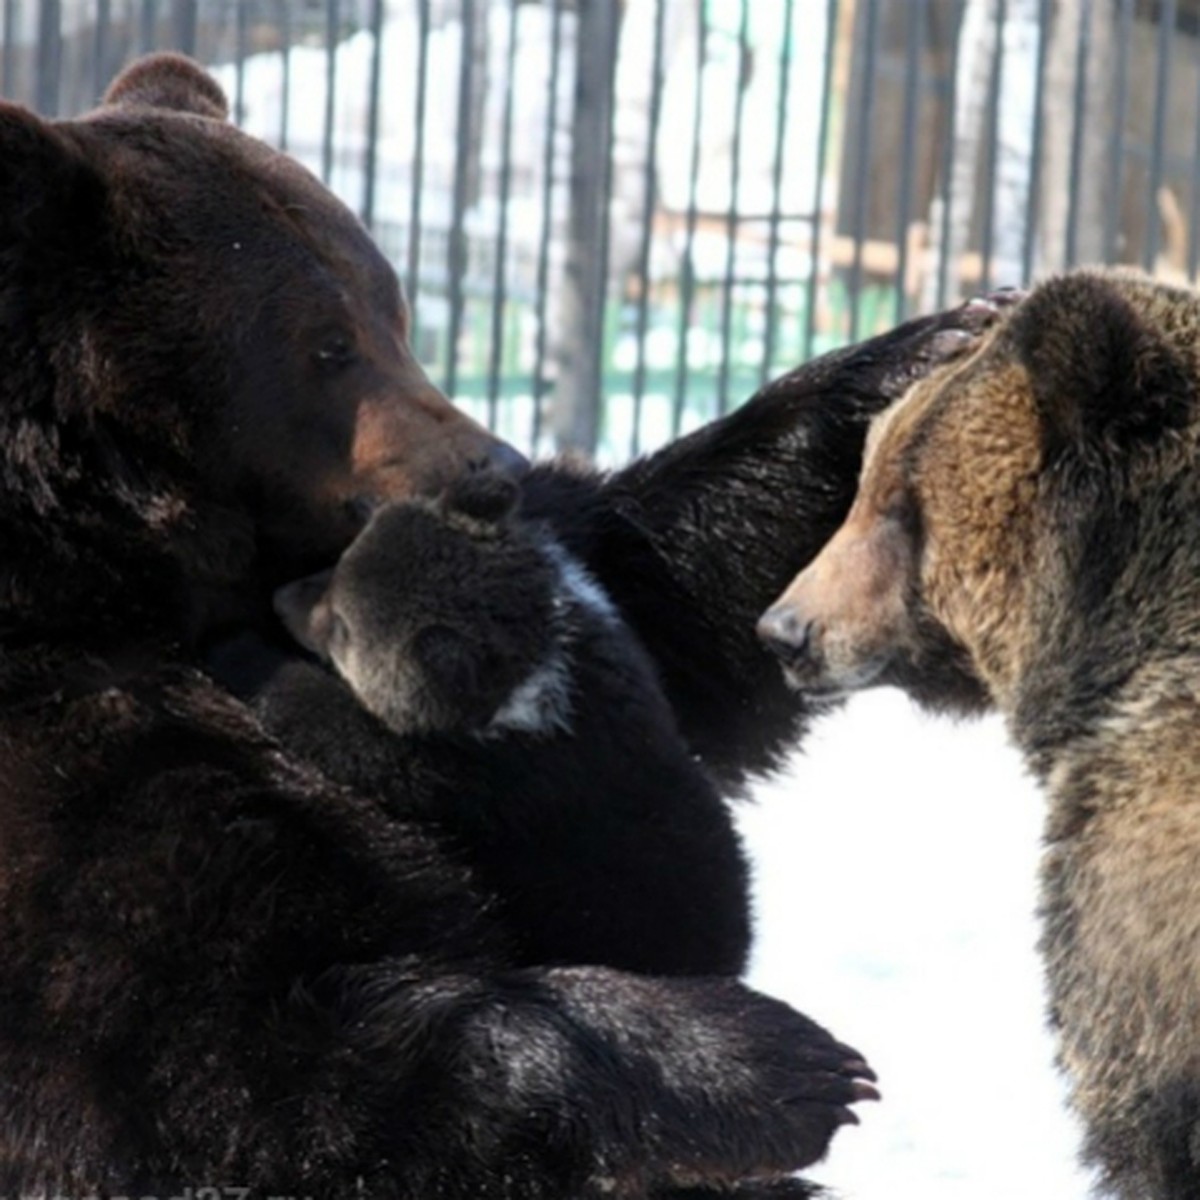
[551,0,620,456]
[36,0,61,116]
[172,0,198,56]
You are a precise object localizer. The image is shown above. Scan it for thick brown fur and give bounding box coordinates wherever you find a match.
[761,268,1200,1199]
[0,51,1008,1197]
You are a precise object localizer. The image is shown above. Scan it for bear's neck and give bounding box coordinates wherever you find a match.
[1011,645,1200,811]
[1007,474,1200,775]
[0,363,266,655]
[1034,665,1200,862]
[0,490,261,659]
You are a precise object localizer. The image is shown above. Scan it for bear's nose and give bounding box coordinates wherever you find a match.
[757,606,817,667]
[474,440,530,481]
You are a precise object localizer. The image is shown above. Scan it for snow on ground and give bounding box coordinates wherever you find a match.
[739,689,1094,1200]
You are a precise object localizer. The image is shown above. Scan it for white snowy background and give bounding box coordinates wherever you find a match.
[740,690,1093,1199]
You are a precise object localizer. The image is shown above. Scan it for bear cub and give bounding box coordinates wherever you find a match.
[262,474,752,977]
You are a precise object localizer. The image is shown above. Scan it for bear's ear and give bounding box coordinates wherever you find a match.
[444,474,521,525]
[0,103,104,244]
[1009,273,1194,460]
[103,53,229,121]
[273,571,336,659]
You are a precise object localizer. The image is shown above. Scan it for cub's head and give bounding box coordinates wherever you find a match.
[274,475,565,735]
[0,54,523,643]
[758,270,1200,716]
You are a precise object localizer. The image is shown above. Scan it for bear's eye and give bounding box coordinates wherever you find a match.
[314,334,358,372]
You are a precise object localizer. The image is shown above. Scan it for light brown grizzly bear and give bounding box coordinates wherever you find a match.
[757,268,1200,1200]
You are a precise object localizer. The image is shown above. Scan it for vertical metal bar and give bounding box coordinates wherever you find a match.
[1021,0,1050,281]
[1188,28,1200,280]
[138,0,155,54]
[486,0,521,429]
[1064,0,1092,267]
[590,5,622,447]
[234,0,248,127]
[361,0,385,229]
[761,0,795,384]
[629,0,668,456]
[553,0,621,454]
[978,0,1006,294]
[173,0,196,56]
[94,0,113,102]
[894,0,924,324]
[36,0,62,116]
[2,0,16,100]
[935,0,966,309]
[1104,0,1133,262]
[804,0,839,361]
[716,0,750,416]
[277,0,291,151]
[1143,0,1175,272]
[445,0,478,401]
[531,0,565,450]
[322,0,341,185]
[406,0,431,332]
[671,8,709,435]
[848,0,879,343]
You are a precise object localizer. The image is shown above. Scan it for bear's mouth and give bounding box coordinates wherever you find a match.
[759,617,892,698]
[778,655,889,699]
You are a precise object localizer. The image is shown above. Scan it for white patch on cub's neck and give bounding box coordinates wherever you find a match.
[541,539,618,622]
[486,654,573,736]
[482,538,619,737]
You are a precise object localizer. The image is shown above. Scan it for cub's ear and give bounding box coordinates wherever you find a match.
[1009,273,1194,459]
[273,571,336,659]
[444,473,520,525]
[103,53,229,121]
[0,103,103,244]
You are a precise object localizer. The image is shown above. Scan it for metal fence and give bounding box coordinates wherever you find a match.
[4,0,1200,461]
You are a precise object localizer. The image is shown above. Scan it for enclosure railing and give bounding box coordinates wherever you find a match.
[4,0,1198,461]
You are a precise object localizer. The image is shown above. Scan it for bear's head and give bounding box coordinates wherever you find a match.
[274,474,566,736]
[0,54,523,648]
[757,269,1200,721]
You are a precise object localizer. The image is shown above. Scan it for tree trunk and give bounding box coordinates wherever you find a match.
[1040,0,1114,270]
[551,0,622,455]
[922,0,997,310]
[990,0,1040,284]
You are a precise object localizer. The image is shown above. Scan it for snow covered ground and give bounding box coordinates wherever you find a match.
[739,689,1094,1199]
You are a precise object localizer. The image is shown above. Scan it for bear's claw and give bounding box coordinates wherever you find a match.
[873,286,1028,401]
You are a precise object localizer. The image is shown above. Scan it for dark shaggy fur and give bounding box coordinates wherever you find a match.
[0,52,1001,1198]
[252,475,751,977]
[763,268,1200,1200]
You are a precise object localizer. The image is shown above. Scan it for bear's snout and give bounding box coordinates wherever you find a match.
[758,509,915,696]
[757,606,820,673]
[758,585,843,695]
[476,440,530,480]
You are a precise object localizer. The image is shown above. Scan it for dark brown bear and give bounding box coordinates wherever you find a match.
[759,268,1200,1200]
[0,51,999,1199]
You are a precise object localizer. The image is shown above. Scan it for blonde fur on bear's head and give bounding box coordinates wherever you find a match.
[761,268,1200,723]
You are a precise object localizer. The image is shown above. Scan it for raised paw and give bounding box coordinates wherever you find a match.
[923,287,1026,358]
[875,287,1027,401]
